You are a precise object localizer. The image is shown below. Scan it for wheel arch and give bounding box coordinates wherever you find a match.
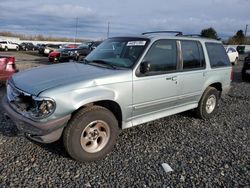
[72,100,123,129]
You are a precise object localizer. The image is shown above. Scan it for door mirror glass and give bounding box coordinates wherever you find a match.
[140,61,151,74]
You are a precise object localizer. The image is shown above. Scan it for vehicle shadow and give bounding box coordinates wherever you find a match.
[29,137,70,159]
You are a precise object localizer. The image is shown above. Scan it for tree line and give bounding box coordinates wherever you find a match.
[200,27,248,45]
[0,28,248,44]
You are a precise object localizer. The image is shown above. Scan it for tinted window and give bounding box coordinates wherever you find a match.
[142,40,177,73]
[0,41,7,44]
[206,43,230,68]
[181,41,205,70]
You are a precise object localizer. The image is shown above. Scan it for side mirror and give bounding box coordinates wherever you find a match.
[140,61,151,74]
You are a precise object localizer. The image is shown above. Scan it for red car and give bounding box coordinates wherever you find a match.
[0,56,18,85]
[48,51,61,63]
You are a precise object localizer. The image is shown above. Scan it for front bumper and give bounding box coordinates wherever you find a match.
[1,95,71,143]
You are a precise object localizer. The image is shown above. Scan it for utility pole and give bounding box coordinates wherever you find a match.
[245,24,248,44]
[245,24,248,36]
[107,21,110,39]
[75,17,78,44]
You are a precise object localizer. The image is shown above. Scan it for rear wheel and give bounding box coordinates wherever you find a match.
[63,106,119,162]
[195,87,219,119]
[16,46,19,51]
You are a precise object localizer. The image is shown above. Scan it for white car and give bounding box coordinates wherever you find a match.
[226,46,239,65]
[0,41,19,51]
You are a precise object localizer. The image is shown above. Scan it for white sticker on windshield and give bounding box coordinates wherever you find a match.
[127,41,146,46]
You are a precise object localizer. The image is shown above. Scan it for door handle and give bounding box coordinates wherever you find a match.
[172,76,177,81]
[166,76,177,81]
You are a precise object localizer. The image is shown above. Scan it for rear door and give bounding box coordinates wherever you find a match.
[176,40,206,105]
[132,39,180,118]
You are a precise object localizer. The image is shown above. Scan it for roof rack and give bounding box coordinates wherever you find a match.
[142,31,183,36]
[181,34,203,37]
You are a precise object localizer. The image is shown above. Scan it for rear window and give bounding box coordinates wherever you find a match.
[206,43,230,68]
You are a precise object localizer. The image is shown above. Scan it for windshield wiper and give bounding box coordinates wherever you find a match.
[90,60,117,69]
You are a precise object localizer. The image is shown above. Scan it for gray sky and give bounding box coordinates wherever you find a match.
[0,0,249,39]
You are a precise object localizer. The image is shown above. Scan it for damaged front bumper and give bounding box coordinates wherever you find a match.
[2,95,71,143]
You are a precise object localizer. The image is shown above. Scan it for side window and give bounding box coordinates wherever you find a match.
[142,40,177,74]
[181,41,205,70]
[206,43,230,68]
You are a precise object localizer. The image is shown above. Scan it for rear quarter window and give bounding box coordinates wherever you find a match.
[206,43,230,68]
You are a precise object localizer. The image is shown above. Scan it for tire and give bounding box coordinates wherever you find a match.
[16,46,19,51]
[63,106,119,162]
[195,87,219,119]
[25,48,28,51]
[77,55,84,61]
[5,47,8,51]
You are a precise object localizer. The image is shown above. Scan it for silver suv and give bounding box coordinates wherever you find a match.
[2,32,232,162]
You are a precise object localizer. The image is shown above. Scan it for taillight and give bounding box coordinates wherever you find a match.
[6,57,16,70]
[7,57,15,65]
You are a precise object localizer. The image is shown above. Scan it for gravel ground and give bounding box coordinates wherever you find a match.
[0,52,249,187]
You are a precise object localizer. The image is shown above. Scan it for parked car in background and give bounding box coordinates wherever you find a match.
[0,41,19,51]
[20,42,36,51]
[48,50,61,63]
[61,44,80,49]
[74,41,102,61]
[48,41,102,63]
[242,53,250,81]
[2,32,232,162]
[44,44,61,56]
[38,44,46,55]
[0,56,18,85]
[226,46,239,65]
[236,45,245,54]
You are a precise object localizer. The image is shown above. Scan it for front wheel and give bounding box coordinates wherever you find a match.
[63,106,119,162]
[195,87,219,119]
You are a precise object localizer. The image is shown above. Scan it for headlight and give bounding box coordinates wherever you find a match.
[27,97,56,119]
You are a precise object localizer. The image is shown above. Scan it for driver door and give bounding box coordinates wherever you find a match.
[132,39,180,119]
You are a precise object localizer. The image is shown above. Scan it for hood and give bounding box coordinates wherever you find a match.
[11,62,130,96]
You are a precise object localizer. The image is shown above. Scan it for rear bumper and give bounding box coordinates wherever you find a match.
[1,95,71,143]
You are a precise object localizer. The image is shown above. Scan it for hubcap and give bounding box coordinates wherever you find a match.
[80,120,110,153]
[206,95,216,114]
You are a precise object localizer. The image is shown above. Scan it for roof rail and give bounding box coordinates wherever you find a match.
[142,31,183,36]
[181,34,203,37]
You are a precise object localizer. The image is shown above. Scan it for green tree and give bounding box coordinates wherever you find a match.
[200,27,219,39]
[230,30,245,45]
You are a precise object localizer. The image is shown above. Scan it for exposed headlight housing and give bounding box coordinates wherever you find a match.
[7,83,56,120]
[27,97,56,119]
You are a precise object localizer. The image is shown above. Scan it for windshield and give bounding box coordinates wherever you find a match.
[85,37,149,68]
